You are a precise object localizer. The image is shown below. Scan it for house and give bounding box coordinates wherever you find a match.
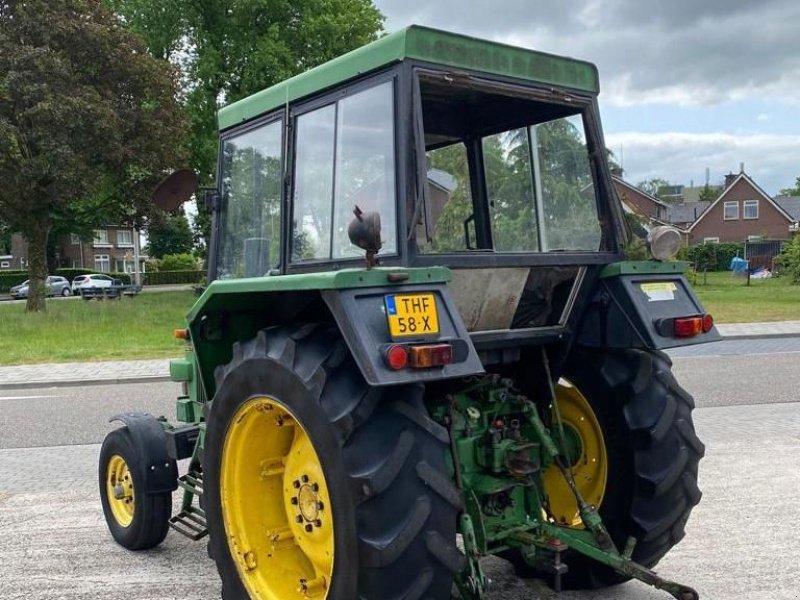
[687,172,799,245]
[1,227,146,273]
[612,176,669,224]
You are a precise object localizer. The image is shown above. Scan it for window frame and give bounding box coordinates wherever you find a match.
[286,69,403,272]
[213,110,287,280]
[93,229,111,247]
[723,201,739,220]
[743,199,759,220]
[117,230,134,247]
[408,64,622,269]
[94,254,110,272]
[703,237,719,244]
[70,234,80,245]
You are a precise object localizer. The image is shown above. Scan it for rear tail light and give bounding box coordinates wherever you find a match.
[385,345,409,370]
[702,313,714,333]
[673,317,704,337]
[409,344,453,368]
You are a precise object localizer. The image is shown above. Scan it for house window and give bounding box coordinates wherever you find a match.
[117,230,133,246]
[747,235,763,242]
[70,234,80,245]
[0,261,9,268]
[743,200,759,220]
[94,254,110,272]
[93,230,111,246]
[723,201,738,220]
[703,237,719,244]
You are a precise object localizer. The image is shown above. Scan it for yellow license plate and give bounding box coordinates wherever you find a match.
[385,293,439,337]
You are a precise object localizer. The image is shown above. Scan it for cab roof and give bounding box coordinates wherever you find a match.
[217,25,600,131]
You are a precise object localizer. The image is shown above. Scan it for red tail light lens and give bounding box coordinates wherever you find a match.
[674,317,703,337]
[702,313,714,333]
[408,344,453,368]
[385,345,408,370]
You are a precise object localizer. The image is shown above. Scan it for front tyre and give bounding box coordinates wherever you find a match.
[99,428,172,550]
[203,325,464,600]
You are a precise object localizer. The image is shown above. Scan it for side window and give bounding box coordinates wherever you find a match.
[483,128,539,252]
[219,119,283,278]
[292,106,336,260]
[332,82,396,258]
[292,81,397,262]
[418,143,473,253]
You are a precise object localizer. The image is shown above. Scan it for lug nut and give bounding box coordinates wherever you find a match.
[305,524,313,533]
[293,480,301,489]
[311,483,319,492]
[291,497,299,505]
[295,516,304,523]
[301,474,309,483]
[314,519,322,528]
[317,501,324,511]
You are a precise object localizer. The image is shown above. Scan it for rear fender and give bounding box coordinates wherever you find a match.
[576,261,722,349]
[322,284,484,386]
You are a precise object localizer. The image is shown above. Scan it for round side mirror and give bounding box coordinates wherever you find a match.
[347,206,382,266]
[152,170,199,212]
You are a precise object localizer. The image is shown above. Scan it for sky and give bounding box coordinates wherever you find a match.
[374,0,800,195]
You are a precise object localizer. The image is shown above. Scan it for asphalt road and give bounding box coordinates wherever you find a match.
[2,347,800,600]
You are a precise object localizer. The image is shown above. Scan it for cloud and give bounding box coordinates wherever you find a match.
[605,131,800,193]
[376,0,800,108]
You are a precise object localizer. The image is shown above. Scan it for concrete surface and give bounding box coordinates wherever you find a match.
[2,348,800,599]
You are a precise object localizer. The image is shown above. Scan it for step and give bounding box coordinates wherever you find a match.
[169,506,208,541]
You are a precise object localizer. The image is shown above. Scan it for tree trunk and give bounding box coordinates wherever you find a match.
[25,222,50,313]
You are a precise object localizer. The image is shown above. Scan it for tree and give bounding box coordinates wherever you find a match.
[779,176,800,197]
[636,178,672,201]
[146,209,194,258]
[0,0,187,311]
[104,0,385,254]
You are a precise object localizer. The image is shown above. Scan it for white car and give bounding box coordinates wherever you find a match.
[72,274,117,293]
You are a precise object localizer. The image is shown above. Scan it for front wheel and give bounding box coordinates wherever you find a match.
[203,325,464,600]
[512,348,704,589]
[99,428,172,550]
[61,287,71,296]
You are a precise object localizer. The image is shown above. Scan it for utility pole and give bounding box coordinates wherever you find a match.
[132,227,141,286]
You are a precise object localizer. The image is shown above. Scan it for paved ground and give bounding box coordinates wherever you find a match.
[1,348,800,599]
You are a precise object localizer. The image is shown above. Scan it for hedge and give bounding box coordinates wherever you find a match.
[0,271,27,292]
[142,270,204,285]
[677,242,744,272]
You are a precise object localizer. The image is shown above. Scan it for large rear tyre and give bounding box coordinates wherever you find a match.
[98,428,172,550]
[203,324,464,600]
[511,348,704,589]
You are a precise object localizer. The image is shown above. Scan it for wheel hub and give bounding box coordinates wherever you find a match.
[221,396,334,600]
[106,454,135,527]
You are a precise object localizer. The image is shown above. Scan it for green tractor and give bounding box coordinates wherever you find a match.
[99,26,715,600]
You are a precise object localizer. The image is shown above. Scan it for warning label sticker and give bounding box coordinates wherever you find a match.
[640,281,677,302]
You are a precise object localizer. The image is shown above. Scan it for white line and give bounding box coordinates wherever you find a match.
[0,394,62,400]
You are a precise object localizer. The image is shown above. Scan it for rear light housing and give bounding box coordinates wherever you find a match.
[408,344,453,368]
[384,343,454,370]
[673,317,703,337]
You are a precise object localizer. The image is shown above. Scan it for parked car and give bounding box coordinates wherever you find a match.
[71,274,117,294]
[10,276,72,299]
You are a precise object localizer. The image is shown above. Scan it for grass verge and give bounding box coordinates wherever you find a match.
[0,292,195,366]
[692,271,800,323]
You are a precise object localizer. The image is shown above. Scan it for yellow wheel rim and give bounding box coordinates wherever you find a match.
[106,454,135,527]
[221,396,334,599]
[543,379,608,528]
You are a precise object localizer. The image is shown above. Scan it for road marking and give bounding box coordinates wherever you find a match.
[0,394,62,401]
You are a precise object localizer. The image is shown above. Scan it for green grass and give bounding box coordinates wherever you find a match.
[0,292,196,366]
[692,271,800,323]
[1,273,798,366]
